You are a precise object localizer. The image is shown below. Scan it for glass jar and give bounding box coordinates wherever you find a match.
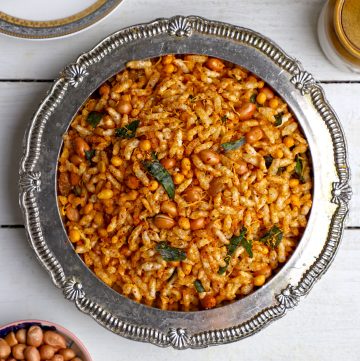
[318,0,360,73]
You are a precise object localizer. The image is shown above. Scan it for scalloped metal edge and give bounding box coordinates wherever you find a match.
[19,15,352,349]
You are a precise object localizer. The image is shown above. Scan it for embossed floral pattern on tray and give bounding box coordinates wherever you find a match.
[19,16,351,349]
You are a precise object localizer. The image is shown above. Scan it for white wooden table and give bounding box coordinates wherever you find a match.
[1,1,359,360]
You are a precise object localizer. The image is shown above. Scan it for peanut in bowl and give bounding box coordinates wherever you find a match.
[20,16,350,348]
[57,54,313,312]
[0,320,92,361]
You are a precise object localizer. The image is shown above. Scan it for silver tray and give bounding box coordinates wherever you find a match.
[19,16,352,349]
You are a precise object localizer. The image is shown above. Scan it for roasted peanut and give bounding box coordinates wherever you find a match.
[69,155,83,167]
[39,345,56,360]
[58,172,71,196]
[198,150,220,165]
[261,87,274,100]
[65,205,80,222]
[160,201,178,218]
[73,137,90,158]
[154,214,176,229]
[50,355,64,361]
[24,346,40,361]
[237,102,256,120]
[205,58,224,72]
[0,339,10,359]
[116,101,132,114]
[209,177,225,197]
[190,217,206,230]
[160,158,176,169]
[15,329,27,344]
[43,331,67,350]
[27,326,43,348]
[184,187,202,203]
[57,348,76,361]
[4,332,17,347]
[12,344,27,360]
[246,127,263,143]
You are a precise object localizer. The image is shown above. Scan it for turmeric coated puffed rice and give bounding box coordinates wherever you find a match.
[57,54,313,311]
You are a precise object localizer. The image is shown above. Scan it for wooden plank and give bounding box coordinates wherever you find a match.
[323,83,360,227]
[0,228,359,360]
[0,0,360,81]
[0,82,357,225]
[0,82,50,225]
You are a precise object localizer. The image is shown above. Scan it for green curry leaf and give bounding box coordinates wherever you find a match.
[221,137,246,152]
[86,112,103,128]
[142,159,175,199]
[194,280,206,293]
[156,242,186,262]
[115,120,140,138]
[259,226,283,249]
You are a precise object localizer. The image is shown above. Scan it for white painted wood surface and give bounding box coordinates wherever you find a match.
[0,0,359,360]
[0,228,359,361]
[0,0,360,81]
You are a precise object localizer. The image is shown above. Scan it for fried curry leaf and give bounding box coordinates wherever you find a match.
[218,227,251,274]
[142,159,175,199]
[259,225,283,249]
[115,120,140,139]
[221,115,228,124]
[73,186,82,196]
[227,227,247,256]
[151,151,158,161]
[221,137,246,152]
[250,93,257,104]
[194,280,206,293]
[218,256,231,275]
[86,111,103,128]
[156,242,186,262]
[295,154,305,182]
[84,149,95,162]
[264,155,273,168]
[274,112,284,127]
[240,237,253,258]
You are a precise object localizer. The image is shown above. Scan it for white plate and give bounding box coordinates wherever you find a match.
[0,0,123,39]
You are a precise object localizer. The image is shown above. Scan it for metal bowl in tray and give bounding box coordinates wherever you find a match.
[19,16,351,349]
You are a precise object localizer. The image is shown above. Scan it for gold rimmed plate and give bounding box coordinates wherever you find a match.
[0,0,123,39]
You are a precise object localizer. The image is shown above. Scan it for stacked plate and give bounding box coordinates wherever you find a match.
[0,0,123,39]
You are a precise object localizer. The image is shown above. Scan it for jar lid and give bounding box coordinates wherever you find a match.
[334,0,360,59]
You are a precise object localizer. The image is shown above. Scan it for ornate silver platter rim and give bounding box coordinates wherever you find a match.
[19,15,351,349]
[0,0,123,40]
